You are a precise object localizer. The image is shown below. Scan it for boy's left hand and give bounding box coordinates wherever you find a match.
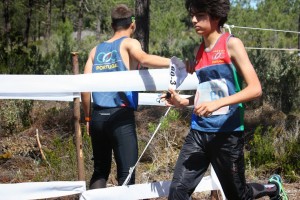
[194,101,220,117]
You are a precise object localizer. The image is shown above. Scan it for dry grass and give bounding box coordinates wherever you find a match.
[0,101,299,200]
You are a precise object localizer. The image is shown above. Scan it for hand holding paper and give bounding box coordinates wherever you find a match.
[159,56,190,105]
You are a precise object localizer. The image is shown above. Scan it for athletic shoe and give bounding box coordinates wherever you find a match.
[268,174,288,200]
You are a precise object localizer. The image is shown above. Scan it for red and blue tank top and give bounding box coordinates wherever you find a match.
[92,36,138,110]
[191,33,244,132]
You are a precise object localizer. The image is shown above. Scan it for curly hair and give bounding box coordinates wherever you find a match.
[185,0,230,27]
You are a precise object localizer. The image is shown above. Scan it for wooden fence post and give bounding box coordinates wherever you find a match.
[71,52,85,181]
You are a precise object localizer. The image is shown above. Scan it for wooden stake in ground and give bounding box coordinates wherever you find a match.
[35,129,46,161]
[71,52,85,181]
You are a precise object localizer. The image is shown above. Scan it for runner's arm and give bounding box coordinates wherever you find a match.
[218,37,262,108]
[127,39,170,68]
[81,47,95,119]
[163,89,194,107]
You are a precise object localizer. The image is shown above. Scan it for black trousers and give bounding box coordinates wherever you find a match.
[168,129,254,200]
[89,107,138,186]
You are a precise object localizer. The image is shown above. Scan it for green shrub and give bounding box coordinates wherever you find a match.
[167,109,180,122]
[43,136,77,180]
[280,138,300,182]
[246,125,300,181]
[36,130,93,182]
[247,126,276,167]
[0,100,33,134]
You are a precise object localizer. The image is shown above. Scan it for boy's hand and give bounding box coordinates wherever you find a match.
[160,89,182,107]
[194,101,221,117]
[185,59,196,74]
[85,121,90,135]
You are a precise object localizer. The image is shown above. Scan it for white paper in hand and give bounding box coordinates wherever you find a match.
[169,56,188,90]
[194,79,229,115]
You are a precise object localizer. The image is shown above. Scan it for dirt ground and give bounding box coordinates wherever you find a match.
[0,102,299,199]
[199,183,300,199]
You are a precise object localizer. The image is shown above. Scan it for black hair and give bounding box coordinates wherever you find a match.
[111,4,134,31]
[185,0,230,27]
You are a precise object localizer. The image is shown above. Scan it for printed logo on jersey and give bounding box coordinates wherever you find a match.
[211,50,225,64]
[95,50,119,71]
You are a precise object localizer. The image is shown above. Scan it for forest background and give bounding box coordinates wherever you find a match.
[0,0,299,199]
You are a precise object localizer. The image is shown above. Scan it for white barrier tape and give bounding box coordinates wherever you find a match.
[0,69,198,93]
[0,59,226,199]
[80,174,221,200]
[0,92,192,107]
[0,181,86,200]
[0,92,81,101]
[138,93,192,106]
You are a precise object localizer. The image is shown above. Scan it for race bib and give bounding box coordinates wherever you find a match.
[169,56,187,90]
[194,79,229,115]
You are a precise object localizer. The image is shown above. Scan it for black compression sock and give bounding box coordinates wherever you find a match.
[89,178,106,189]
[249,182,277,199]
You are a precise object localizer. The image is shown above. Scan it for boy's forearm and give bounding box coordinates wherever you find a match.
[183,96,194,107]
[81,92,91,117]
[178,98,190,107]
[140,55,170,68]
[175,96,194,107]
[216,86,262,108]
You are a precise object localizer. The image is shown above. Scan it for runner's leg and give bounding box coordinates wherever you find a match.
[89,109,113,189]
[111,108,138,185]
[168,129,210,200]
[209,132,253,199]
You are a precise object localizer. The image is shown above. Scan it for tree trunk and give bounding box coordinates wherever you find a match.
[45,0,52,39]
[61,0,66,23]
[38,19,41,40]
[24,0,34,47]
[96,13,101,41]
[77,0,84,42]
[134,0,150,53]
[3,0,11,49]
[298,15,300,50]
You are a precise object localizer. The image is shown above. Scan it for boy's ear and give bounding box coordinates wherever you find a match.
[131,22,136,32]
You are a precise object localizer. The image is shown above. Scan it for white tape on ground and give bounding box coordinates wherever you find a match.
[80,174,221,200]
[0,168,225,200]
[0,181,86,200]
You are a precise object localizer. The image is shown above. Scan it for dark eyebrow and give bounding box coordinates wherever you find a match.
[189,11,205,16]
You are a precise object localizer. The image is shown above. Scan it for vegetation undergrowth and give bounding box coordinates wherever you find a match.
[0,1,300,197]
[245,125,300,182]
